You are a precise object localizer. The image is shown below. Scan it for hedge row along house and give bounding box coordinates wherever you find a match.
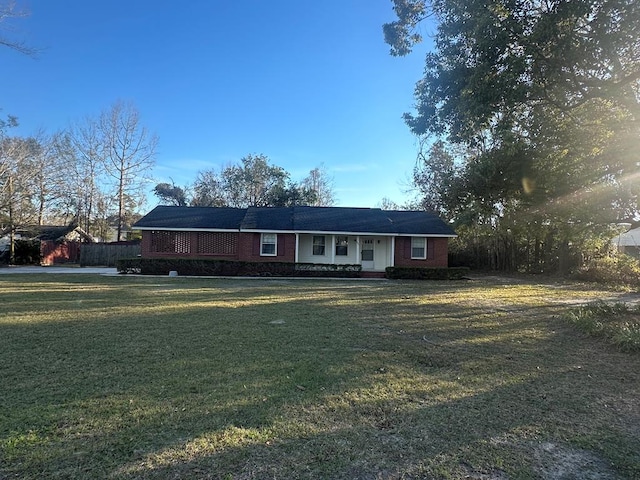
[133,206,457,275]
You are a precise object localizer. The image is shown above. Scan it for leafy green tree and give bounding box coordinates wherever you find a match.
[412,140,458,217]
[153,181,188,206]
[193,154,307,208]
[267,182,317,207]
[387,0,639,140]
[388,0,640,273]
[221,154,288,208]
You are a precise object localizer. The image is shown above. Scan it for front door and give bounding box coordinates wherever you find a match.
[361,238,375,270]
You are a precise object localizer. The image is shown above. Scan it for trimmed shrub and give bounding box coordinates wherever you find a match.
[116,258,362,278]
[294,263,361,278]
[14,239,41,265]
[385,266,470,280]
[117,257,143,274]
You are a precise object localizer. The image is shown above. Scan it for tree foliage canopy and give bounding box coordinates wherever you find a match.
[387,0,640,272]
[187,155,325,208]
[153,182,187,207]
[387,0,639,140]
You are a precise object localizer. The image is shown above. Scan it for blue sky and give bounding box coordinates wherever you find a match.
[2,1,434,208]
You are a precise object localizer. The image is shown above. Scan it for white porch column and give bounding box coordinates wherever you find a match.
[330,235,336,264]
[295,233,299,263]
[390,237,395,267]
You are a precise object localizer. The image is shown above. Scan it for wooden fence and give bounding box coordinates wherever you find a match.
[80,242,141,267]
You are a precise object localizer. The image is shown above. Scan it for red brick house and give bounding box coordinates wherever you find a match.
[133,206,456,273]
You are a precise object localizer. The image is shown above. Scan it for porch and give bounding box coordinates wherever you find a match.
[295,234,394,272]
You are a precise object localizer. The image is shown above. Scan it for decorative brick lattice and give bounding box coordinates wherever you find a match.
[150,231,191,254]
[150,231,172,253]
[196,232,237,255]
[174,232,191,254]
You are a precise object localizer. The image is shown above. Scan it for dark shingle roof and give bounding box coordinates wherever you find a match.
[243,207,295,230]
[384,210,457,236]
[133,206,247,230]
[292,207,456,235]
[134,206,456,236]
[13,225,96,242]
[293,206,395,233]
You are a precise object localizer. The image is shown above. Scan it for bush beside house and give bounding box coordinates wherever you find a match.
[117,258,363,277]
[385,266,470,280]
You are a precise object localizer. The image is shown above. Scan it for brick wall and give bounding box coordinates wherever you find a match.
[141,231,448,268]
[393,236,449,268]
[141,231,240,260]
[141,230,296,263]
[238,233,296,263]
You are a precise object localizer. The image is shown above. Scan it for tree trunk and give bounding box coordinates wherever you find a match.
[558,236,570,276]
[117,169,125,241]
[534,237,541,273]
[8,175,15,265]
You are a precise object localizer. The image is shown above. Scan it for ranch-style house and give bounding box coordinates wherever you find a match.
[133,206,457,273]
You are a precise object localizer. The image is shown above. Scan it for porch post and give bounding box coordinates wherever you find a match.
[330,235,336,264]
[295,233,299,263]
[390,236,395,267]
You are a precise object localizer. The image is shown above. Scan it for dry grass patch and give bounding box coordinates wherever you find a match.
[0,274,638,479]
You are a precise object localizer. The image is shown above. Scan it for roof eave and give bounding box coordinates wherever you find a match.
[134,227,241,233]
[135,226,456,237]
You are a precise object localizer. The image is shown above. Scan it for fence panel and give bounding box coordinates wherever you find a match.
[80,243,141,267]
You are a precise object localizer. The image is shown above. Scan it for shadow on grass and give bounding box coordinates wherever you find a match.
[1,275,639,479]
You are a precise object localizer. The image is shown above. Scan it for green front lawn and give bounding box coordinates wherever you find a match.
[1,275,638,479]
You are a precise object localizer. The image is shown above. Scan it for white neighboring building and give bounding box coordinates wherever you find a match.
[612,227,640,258]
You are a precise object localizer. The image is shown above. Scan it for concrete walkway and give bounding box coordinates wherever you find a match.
[0,266,118,275]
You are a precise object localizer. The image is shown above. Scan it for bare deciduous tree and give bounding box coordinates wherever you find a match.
[0,136,39,262]
[58,119,109,235]
[0,0,38,57]
[100,101,157,240]
[302,164,336,206]
[27,132,67,225]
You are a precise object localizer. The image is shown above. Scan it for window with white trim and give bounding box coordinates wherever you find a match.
[312,235,325,255]
[335,236,348,256]
[261,233,277,256]
[411,237,426,259]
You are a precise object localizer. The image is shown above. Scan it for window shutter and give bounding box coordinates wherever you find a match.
[404,237,411,259]
[427,239,435,260]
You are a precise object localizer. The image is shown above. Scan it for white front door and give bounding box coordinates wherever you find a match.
[361,238,375,270]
